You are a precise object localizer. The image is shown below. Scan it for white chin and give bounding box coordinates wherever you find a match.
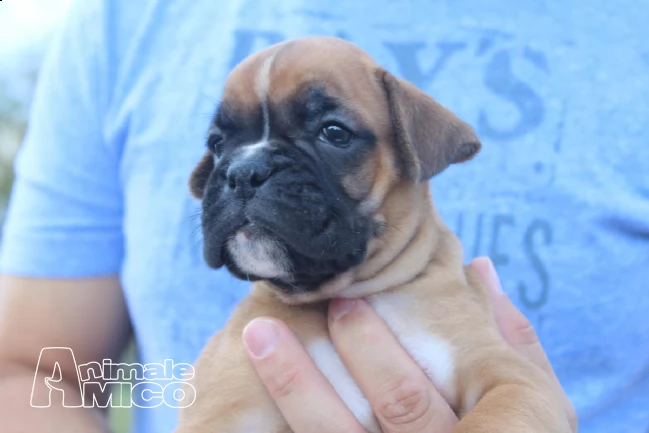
[227,229,290,279]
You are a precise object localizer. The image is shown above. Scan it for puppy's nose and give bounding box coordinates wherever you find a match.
[226,160,273,199]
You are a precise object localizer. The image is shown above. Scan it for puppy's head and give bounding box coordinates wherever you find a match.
[190,37,480,298]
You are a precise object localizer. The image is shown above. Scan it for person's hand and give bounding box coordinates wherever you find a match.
[470,257,578,432]
[242,257,577,432]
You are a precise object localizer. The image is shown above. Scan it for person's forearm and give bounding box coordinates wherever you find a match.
[0,363,109,433]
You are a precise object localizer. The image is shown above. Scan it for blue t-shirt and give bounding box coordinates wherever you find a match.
[1,0,648,432]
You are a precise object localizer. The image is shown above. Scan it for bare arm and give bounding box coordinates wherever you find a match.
[0,274,131,432]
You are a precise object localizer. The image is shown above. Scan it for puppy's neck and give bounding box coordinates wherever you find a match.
[269,182,465,305]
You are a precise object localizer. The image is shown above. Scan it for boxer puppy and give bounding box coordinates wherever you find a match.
[175,36,570,433]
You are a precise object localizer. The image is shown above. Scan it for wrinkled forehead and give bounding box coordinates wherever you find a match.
[219,39,387,125]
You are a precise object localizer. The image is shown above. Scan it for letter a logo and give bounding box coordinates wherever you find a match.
[31,347,83,408]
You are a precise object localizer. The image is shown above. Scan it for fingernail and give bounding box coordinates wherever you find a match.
[330,298,356,321]
[486,258,504,295]
[243,318,279,359]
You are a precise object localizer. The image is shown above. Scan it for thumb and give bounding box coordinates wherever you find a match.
[469,257,578,432]
[469,257,553,376]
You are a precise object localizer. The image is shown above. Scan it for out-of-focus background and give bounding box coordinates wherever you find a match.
[0,0,72,225]
[0,1,131,431]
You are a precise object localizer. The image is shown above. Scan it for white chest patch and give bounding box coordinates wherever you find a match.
[233,409,268,432]
[367,292,457,404]
[307,339,381,433]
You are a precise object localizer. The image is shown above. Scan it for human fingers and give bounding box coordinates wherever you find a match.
[329,298,458,433]
[243,317,366,433]
[470,257,578,432]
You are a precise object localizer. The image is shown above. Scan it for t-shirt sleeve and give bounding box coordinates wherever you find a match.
[0,0,124,278]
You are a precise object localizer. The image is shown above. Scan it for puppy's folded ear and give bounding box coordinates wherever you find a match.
[189,151,215,199]
[378,69,481,181]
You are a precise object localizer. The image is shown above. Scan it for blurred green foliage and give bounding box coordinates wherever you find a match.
[0,93,25,212]
[0,160,14,210]
[0,122,20,211]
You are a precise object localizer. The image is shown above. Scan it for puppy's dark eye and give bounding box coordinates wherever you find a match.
[320,123,353,147]
[207,133,224,155]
